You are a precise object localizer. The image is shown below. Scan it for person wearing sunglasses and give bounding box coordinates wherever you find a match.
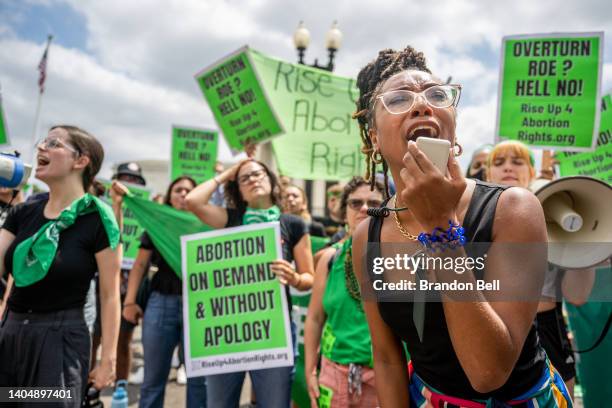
[351,47,571,406]
[0,125,122,402]
[186,158,315,408]
[465,144,493,181]
[304,177,384,408]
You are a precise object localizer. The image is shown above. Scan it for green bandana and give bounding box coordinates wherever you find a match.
[242,205,281,225]
[12,194,121,287]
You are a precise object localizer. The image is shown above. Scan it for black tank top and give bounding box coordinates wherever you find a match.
[366,180,546,400]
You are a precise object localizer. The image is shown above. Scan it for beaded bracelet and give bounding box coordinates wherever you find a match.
[418,221,466,253]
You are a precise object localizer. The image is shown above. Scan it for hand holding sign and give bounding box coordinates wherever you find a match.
[109,180,130,206]
[270,259,300,286]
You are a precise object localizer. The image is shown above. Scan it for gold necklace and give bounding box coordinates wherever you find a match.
[392,195,418,240]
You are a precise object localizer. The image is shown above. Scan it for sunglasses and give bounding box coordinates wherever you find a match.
[347,198,383,210]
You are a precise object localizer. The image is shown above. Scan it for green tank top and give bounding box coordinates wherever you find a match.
[321,238,373,366]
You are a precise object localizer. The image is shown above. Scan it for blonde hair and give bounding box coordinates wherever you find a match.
[487,141,536,181]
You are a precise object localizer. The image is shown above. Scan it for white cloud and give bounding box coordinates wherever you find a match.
[1,0,610,190]
[0,37,231,183]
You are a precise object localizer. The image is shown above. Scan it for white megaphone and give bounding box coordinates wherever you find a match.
[0,152,32,189]
[530,176,612,269]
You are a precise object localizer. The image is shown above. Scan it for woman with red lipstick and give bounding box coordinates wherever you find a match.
[0,125,122,403]
[351,47,572,406]
[186,158,315,408]
[304,177,384,408]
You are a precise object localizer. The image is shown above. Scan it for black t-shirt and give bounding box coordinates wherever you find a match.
[307,220,326,238]
[225,209,307,262]
[313,215,343,238]
[3,199,110,313]
[140,231,182,296]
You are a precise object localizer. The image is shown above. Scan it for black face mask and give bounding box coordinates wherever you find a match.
[469,167,487,181]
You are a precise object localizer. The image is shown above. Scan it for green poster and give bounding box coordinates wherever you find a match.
[195,47,283,152]
[0,87,9,146]
[248,49,363,181]
[181,222,293,376]
[557,95,612,183]
[496,32,603,150]
[289,286,312,408]
[98,179,151,269]
[170,125,218,184]
[196,46,364,180]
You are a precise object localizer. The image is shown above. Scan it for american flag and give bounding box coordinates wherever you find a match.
[37,36,52,94]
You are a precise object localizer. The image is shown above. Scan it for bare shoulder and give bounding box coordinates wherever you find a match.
[493,186,546,242]
[352,218,371,280]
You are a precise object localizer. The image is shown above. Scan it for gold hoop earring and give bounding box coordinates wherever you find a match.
[454,143,463,157]
[371,149,384,164]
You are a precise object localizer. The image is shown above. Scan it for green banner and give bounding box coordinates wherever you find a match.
[557,95,612,183]
[181,222,293,376]
[98,179,151,269]
[195,48,283,152]
[123,195,211,277]
[171,125,218,184]
[196,47,364,181]
[0,87,9,145]
[290,286,312,408]
[497,32,603,150]
[249,49,363,181]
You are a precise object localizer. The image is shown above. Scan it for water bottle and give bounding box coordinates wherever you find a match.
[110,380,128,408]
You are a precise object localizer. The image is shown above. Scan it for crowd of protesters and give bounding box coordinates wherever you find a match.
[1,44,607,408]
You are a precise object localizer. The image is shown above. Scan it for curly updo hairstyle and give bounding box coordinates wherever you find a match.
[353,46,430,198]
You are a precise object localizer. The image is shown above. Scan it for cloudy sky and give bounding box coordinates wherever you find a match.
[1,0,610,185]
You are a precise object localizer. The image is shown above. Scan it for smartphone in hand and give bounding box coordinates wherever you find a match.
[415,137,451,174]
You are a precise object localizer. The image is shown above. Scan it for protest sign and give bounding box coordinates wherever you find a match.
[496,32,603,150]
[98,179,151,269]
[557,95,612,183]
[170,125,218,184]
[248,49,363,181]
[195,48,283,152]
[196,47,364,180]
[0,88,9,146]
[181,222,293,376]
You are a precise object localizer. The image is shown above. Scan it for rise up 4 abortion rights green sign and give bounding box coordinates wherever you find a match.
[496,32,603,151]
[181,222,293,377]
[170,125,218,184]
[195,47,363,181]
[98,179,152,269]
[557,94,612,183]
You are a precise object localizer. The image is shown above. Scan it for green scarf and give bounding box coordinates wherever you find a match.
[12,194,121,287]
[242,205,281,225]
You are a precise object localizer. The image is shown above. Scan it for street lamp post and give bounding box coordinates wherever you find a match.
[292,21,343,217]
[293,21,342,72]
